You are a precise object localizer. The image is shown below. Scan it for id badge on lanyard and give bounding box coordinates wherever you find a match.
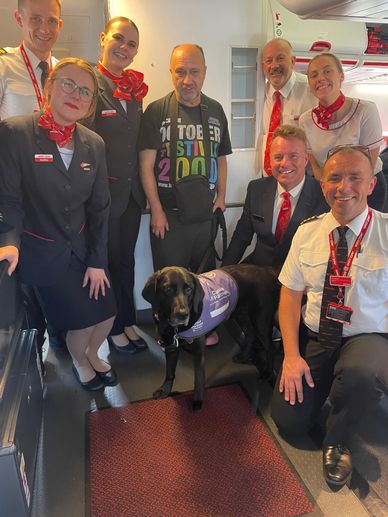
[325,208,372,325]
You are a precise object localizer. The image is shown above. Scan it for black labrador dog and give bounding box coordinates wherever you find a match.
[142,264,280,409]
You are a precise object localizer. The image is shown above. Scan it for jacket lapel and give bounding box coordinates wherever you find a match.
[97,71,128,119]
[259,177,278,237]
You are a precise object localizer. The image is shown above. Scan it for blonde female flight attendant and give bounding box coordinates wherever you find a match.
[299,52,387,210]
[0,58,117,391]
[90,17,148,353]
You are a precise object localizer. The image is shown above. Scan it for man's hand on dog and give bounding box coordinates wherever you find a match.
[279,356,315,405]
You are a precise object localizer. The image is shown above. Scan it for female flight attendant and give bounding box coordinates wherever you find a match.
[299,52,387,210]
[0,58,117,391]
[90,16,148,353]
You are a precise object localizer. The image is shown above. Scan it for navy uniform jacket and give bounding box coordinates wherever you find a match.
[0,113,110,286]
[89,68,146,218]
[222,175,329,267]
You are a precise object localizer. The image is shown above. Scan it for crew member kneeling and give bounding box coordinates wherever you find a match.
[271,145,388,487]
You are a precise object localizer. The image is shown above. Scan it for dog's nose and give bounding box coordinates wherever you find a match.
[175,309,189,321]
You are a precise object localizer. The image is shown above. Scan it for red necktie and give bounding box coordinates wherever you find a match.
[264,91,282,176]
[275,191,291,241]
[318,227,349,348]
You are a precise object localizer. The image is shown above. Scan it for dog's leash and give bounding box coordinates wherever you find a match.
[196,207,227,274]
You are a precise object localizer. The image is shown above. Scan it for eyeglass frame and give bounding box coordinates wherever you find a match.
[326,144,372,165]
[54,77,95,102]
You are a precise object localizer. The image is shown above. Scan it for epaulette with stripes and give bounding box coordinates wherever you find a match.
[299,215,322,225]
[0,48,7,55]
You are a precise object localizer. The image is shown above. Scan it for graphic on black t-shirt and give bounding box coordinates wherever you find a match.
[157,116,221,189]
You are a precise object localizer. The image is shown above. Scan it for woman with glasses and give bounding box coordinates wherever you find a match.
[299,52,387,210]
[0,57,117,391]
[88,17,149,353]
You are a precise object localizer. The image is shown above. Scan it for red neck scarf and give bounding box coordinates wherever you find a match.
[312,92,346,129]
[38,109,76,147]
[97,61,148,102]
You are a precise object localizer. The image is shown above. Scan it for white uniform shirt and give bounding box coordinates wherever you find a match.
[271,176,306,235]
[260,71,316,175]
[279,207,388,336]
[0,46,57,120]
[299,98,384,175]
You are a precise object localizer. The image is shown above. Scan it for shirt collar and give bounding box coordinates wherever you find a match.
[267,71,296,100]
[323,206,370,235]
[277,174,306,199]
[22,43,50,70]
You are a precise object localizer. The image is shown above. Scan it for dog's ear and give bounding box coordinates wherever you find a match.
[191,273,204,316]
[142,271,160,307]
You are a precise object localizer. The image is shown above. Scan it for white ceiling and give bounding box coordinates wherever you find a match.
[278,0,388,23]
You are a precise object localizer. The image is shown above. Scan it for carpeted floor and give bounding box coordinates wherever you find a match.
[87,383,315,517]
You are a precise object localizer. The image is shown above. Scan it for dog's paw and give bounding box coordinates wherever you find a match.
[153,383,172,400]
[192,399,203,411]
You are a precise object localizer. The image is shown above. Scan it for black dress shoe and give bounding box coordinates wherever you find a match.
[71,365,104,391]
[323,445,352,486]
[126,335,148,350]
[107,335,137,354]
[95,366,118,386]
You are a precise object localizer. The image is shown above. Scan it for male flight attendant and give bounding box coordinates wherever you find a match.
[0,0,62,119]
[271,146,388,487]
[260,38,315,176]
[0,0,63,350]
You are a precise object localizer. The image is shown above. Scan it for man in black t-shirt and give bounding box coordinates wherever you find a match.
[138,43,232,273]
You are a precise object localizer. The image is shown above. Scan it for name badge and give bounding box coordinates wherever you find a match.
[329,275,352,287]
[101,109,117,117]
[326,302,353,324]
[35,154,53,162]
[80,162,91,171]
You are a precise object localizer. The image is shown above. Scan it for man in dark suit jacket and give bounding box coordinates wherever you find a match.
[222,125,328,369]
[223,125,328,267]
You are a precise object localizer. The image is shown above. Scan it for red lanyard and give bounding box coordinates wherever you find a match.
[328,208,372,302]
[20,43,53,110]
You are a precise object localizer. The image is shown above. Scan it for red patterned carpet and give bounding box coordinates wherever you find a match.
[87,384,315,517]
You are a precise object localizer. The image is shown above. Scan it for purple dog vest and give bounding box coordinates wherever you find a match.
[178,270,238,339]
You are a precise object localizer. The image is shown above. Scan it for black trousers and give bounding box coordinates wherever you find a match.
[108,193,142,335]
[271,326,388,447]
[150,209,215,272]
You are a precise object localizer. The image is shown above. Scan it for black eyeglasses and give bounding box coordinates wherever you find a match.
[55,78,94,102]
[327,144,371,161]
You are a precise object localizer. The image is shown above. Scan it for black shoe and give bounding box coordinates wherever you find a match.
[126,335,148,350]
[95,366,118,386]
[71,365,104,391]
[323,445,352,486]
[107,335,137,354]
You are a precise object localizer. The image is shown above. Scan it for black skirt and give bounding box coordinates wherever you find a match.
[34,254,116,330]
